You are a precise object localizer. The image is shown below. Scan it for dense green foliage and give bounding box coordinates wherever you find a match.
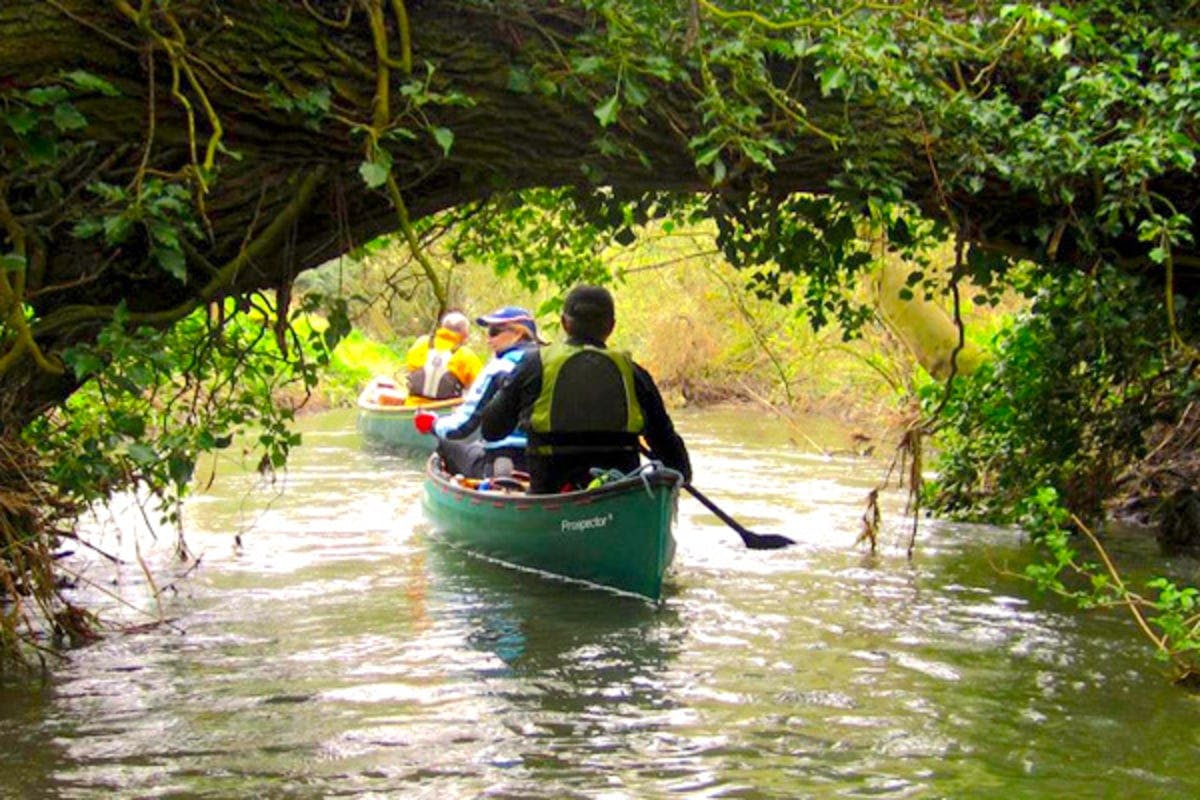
[923,265,1200,680]
[25,297,341,536]
[925,264,1199,524]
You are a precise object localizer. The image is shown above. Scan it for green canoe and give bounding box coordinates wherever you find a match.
[422,455,682,600]
[356,377,462,452]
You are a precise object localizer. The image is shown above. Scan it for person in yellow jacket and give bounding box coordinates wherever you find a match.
[403,311,483,405]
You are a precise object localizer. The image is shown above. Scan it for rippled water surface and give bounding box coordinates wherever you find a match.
[3,407,1200,798]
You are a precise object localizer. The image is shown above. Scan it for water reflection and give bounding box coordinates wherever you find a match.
[4,407,1200,798]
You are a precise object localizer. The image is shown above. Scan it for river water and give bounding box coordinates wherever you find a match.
[2,407,1199,798]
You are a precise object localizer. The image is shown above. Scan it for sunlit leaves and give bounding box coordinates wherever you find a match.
[30,297,324,524]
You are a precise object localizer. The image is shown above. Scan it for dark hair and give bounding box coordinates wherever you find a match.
[563,285,615,340]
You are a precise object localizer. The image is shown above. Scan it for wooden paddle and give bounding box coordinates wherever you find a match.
[639,444,795,550]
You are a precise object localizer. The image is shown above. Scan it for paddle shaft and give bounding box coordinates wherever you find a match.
[638,444,794,550]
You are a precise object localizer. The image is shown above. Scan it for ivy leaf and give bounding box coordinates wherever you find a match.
[154,245,188,283]
[62,348,104,379]
[357,160,391,190]
[3,108,39,135]
[819,65,847,95]
[148,220,180,250]
[506,67,533,94]
[433,126,454,156]
[63,70,120,96]
[126,442,157,466]
[168,455,195,486]
[24,86,69,106]
[265,82,296,112]
[103,214,134,245]
[573,56,604,76]
[300,86,331,114]
[623,78,649,107]
[711,157,727,186]
[594,93,620,127]
[112,412,146,438]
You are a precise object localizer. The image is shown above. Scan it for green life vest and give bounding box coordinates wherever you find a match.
[529,343,644,449]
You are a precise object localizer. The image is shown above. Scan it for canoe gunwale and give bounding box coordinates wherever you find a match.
[423,454,684,507]
[355,397,464,414]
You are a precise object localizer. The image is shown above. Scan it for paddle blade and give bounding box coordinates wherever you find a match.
[679,482,795,550]
[744,532,796,550]
[413,410,437,434]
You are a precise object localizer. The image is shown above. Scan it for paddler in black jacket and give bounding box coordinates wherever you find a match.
[480,284,692,495]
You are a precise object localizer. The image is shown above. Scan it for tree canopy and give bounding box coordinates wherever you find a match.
[3,0,1195,427]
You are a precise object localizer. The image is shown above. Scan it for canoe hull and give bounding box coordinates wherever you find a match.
[355,377,460,452]
[422,457,680,600]
[357,404,434,451]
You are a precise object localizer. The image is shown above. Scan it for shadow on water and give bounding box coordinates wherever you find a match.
[426,537,683,673]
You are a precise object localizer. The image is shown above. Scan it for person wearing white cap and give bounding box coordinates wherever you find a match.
[424,306,545,478]
[403,311,483,406]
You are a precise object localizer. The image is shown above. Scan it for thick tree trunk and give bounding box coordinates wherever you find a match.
[1,1,1196,431]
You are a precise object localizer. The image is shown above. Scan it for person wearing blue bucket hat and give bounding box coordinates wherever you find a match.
[418,305,544,478]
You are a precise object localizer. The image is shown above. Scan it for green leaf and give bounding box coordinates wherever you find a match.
[64,70,120,96]
[63,349,105,379]
[506,67,533,94]
[594,93,620,127]
[359,159,391,188]
[0,252,25,273]
[382,127,417,143]
[154,245,187,282]
[168,455,194,486]
[301,86,331,114]
[24,86,69,106]
[573,56,604,76]
[819,66,847,95]
[148,221,180,249]
[103,214,134,245]
[3,108,39,135]
[113,412,146,438]
[711,157,727,186]
[126,443,157,466]
[623,78,649,108]
[433,126,454,156]
[72,218,103,239]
